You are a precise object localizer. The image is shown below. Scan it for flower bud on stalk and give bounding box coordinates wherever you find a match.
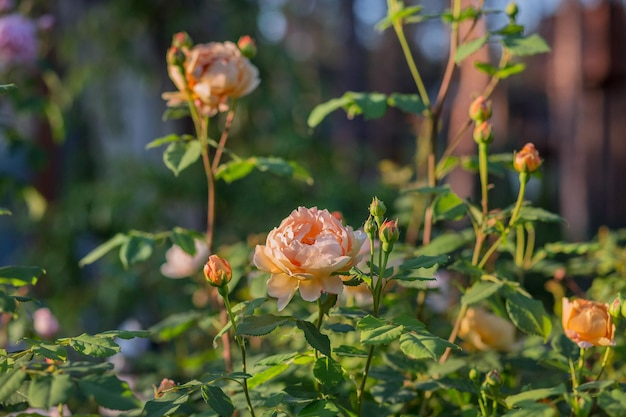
[473,121,494,145]
[513,143,542,173]
[369,197,386,226]
[204,255,232,288]
[506,2,519,21]
[485,369,502,388]
[364,216,377,242]
[469,96,492,122]
[166,46,186,67]
[379,219,399,253]
[171,31,192,49]
[237,35,257,58]
[609,293,626,319]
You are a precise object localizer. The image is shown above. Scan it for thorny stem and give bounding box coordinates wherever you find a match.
[523,223,536,268]
[221,287,256,417]
[211,101,238,173]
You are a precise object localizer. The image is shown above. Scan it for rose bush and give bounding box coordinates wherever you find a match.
[253,206,366,310]
[162,40,260,116]
[562,297,615,348]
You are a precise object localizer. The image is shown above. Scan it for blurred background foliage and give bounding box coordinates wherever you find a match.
[2,0,626,338]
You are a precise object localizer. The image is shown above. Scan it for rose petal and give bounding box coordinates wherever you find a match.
[267,273,299,311]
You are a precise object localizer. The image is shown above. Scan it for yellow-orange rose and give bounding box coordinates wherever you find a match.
[254,207,366,311]
[562,298,615,348]
[162,41,260,116]
[458,307,516,352]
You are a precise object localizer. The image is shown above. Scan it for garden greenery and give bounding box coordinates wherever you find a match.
[1,1,626,416]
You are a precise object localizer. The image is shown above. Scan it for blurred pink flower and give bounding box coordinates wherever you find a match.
[33,307,59,339]
[0,0,14,13]
[160,239,209,278]
[0,13,38,68]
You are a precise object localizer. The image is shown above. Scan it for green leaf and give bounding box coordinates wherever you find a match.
[24,339,67,361]
[28,374,74,408]
[307,95,353,128]
[358,315,403,345]
[0,207,11,215]
[399,331,460,360]
[298,399,341,417]
[255,352,299,366]
[163,140,202,176]
[313,356,344,388]
[143,392,190,417]
[170,227,199,256]
[0,293,17,313]
[296,320,331,357]
[598,389,626,417]
[0,266,45,287]
[387,93,426,115]
[202,385,234,417]
[77,374,140,410]
[505,291,552,340]
[119,234,155,268]
[461,280,502,306]
[215,157,313,185]
[0,83,15,92]
[474,61,498,75]
[334,345,368,358]
[515,207,564,224]
[505,384,566,408]
[503,33,551,56]
[501,402,556,417]
[0,369,26,402]
[455,35,489,63]
[69,333,120,357]
[150,311,201,342]
[247,364,289,390]
[79,233,128,267]
[375,5,424,31]
[145,133,184,149]
[398,255,449,272]
[97,329,151,340]
[162,106,191,121]
[353,92,388,119]
[419,229,474,256]
[497,62,526,78]
[432,191,467,222]
[238,314,291,336]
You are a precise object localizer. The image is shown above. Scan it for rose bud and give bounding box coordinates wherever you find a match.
[237,35,257,58]
[506,2,519,20]
[166,46,186,67]
[204,255,232,288]
[369,197,387,222]
[469,96,492,122]
[473,121,494,145]
[154,378,176,398]
[513,143,542,173]
[608,293,624,319]
[171,31,192,49]
[562,298,615,348]
[379,219,400,253]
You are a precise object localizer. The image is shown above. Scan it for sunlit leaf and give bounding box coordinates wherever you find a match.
[461,280,502,306]
[247,364,289,390]
[0,207,11,215]
[145,133,186,149]
[598,389,626,417]
[307,95,353,128]
[398,255,449,272]
[474,61,498,75]
[143,392,190,417]
[334,345,368,358]
[505,291,552,340]
[358,315,403,345]
[170,227,201,256]
[432,191,467,222]
[515,207,564,224]
[455,34,489,63]
[298,399,341,417]
[503,34,551,56]
[375,5,424,31]
[387,93,426,115]
[163,140,202,176]
[119,234,155,268]
[505,384,566,407]
[162,106,191,121]
[399,331,460,360]
[69,333,120,357]
[97,329,151,340]
[497,63,526,78]
[313,356,344,388]
[79,233,128,267]
[0,265,45,287]
[0,369,26,402]
[23,339,67,362]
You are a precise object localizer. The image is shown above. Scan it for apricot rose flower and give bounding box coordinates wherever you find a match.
[458,307,516,352]
[254,207,366,311]
[162,41,259,117]
[562,297,615,348]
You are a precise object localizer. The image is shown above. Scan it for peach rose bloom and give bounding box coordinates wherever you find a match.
[160,239,209,279]
[562,298,615,348]
[254,207,366,311]
[458,307,516,352]
[162,41,259,116]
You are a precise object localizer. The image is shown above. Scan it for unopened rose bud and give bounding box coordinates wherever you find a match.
[171,31,192,49]
[237,35,257,58]
[364,217,377,241]
[469,96,492,122]
[203,255,232,288]
[513,143,542,173]
[469,369,479,382]
[609,294,624,319]
[166,46,186,67]
[485,369,502,387]
[473,121,494,145]
[506,2,519,20]
[369,197,387,221]
[379,219,399,253]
